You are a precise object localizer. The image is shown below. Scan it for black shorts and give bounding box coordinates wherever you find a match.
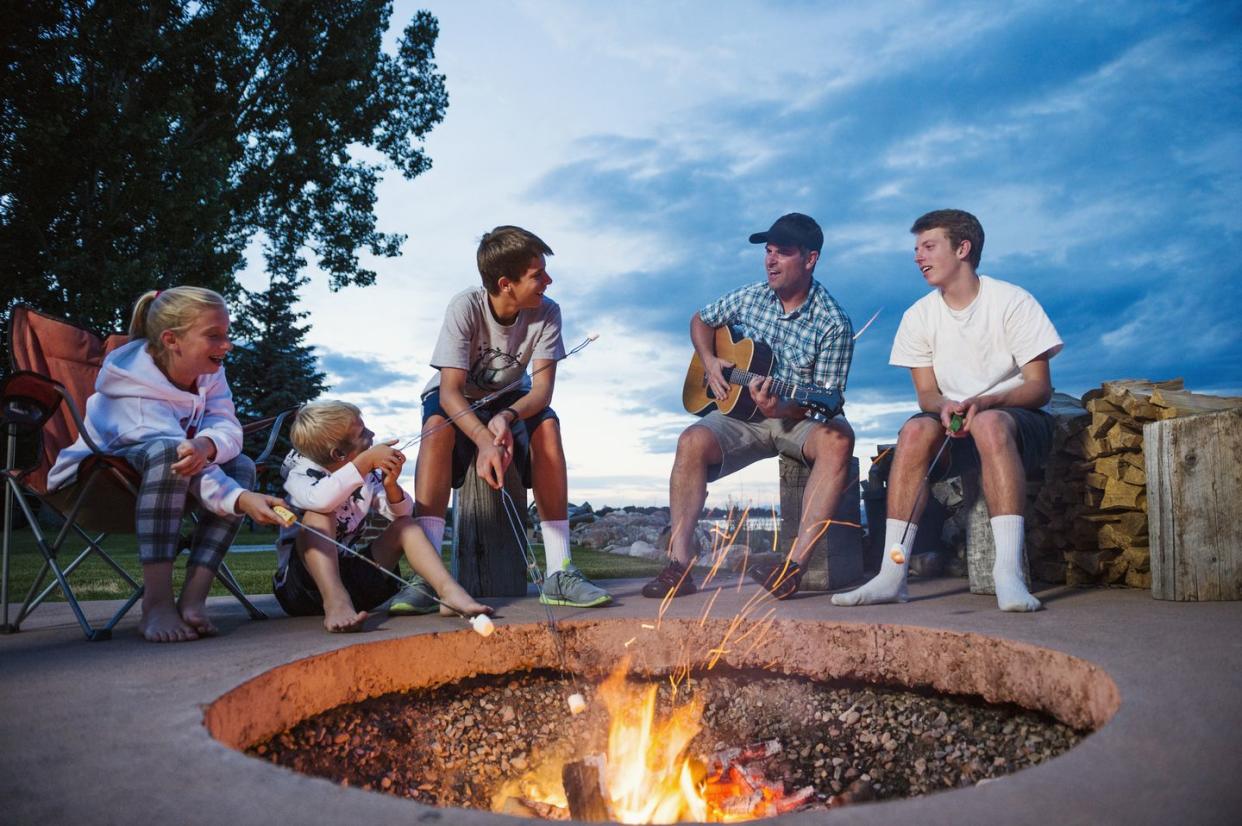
[420,388,559,489]
[910,407,1055,481]
[272,541,401,617]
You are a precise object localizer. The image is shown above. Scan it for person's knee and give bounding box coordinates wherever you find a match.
[971,411,1016,454]
[675,426,720,465]
[898,416,940,447]
[144,438,183,467]
[530,418,565,457]
[806,422,853,463]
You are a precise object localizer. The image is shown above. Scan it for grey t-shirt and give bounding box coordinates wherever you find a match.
[422,287,567,400]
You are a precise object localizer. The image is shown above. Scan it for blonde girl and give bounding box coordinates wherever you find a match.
[48,287,287,642]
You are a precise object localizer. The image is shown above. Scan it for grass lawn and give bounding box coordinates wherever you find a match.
[1,527,665,603]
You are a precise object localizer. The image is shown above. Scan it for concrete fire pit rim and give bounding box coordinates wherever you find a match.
[203,617,1120,756]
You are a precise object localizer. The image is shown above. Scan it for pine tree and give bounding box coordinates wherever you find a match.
[228,272,326,487]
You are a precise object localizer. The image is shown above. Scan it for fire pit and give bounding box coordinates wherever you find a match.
[205,619,1119,822]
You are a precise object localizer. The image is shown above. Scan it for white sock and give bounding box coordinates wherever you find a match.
[415,516,446,552]
[832,519,916,606]
[541,519,571,574]
[991,515,1041,612]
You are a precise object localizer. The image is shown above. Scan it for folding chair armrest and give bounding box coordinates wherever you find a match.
[0,371,108,458]
[243,406,298,467]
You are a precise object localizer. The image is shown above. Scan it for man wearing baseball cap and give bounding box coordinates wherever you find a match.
[642,213,856,601]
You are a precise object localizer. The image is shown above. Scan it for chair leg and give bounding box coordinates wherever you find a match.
[215,562,267,620]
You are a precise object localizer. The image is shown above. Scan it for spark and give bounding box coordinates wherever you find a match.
[852,307,883,341]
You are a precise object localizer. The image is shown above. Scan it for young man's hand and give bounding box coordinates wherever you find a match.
[705,356,734,401]
[235,492,290,525]
[486,414,516,455]
[474,442,512,490]
[354,440,404,476]
[171,437,216,476]
[939,399,978,435]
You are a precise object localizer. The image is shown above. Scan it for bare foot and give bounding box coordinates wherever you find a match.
[178,602,219,637]
[323,603,368,633]
[139,602,199,643]
[437,581,493,618]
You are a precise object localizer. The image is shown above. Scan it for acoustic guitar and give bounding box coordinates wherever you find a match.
[682,327,844,423]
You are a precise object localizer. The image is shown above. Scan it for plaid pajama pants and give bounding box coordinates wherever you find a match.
[114,439,256,571]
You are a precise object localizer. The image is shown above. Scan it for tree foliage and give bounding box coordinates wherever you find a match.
[1,0,447,340]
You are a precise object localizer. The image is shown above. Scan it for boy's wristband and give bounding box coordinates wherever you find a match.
[501,406,520,423]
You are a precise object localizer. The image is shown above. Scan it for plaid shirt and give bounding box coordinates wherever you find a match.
[699,279,853,390]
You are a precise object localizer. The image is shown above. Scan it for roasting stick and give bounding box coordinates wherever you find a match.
[396,334,600,452]
[272,506,496,637]
[889,413,962,565]
[499,487,588,714]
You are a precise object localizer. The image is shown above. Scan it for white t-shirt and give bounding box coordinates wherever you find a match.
[422,287,566,400]
[889,275,1062,402]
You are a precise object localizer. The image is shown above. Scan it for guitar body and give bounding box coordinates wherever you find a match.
[682,327,775,421]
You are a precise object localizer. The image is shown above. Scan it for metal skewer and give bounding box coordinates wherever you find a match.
[272,506,494,635]
[397,334,599,452]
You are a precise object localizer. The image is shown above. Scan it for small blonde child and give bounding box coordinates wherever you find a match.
[47,287,289,642]
[273,401,491,633]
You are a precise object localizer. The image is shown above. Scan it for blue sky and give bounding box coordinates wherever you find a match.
[249,0,1242,506]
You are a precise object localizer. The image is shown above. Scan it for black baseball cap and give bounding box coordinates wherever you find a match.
[748,213,823,252]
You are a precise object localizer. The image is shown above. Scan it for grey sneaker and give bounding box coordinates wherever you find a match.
[540,566,613,608]
[388,576,439,616]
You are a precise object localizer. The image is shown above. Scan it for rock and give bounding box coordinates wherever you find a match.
[627,540,662,560]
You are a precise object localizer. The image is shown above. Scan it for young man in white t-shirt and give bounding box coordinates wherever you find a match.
[403,226,612,611]
[833,209,1062,612]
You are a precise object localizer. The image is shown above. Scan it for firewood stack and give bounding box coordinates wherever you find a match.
[1033,379,1242,588]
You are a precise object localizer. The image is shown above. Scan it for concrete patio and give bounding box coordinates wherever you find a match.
[1,577,1239,825]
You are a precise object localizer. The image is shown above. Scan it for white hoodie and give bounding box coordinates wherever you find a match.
[47,339,246,516]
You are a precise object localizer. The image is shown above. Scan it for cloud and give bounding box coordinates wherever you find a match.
[319,350,422,395]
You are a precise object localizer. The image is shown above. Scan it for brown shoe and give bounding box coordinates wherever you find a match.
[748,559,803,600]
[641,560,698,599]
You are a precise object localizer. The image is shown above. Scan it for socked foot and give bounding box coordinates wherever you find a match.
[436,581,493,618]
[323,601,368,633]
[139,602,199,643]
[994,573,1042,612]
[177,600,219,637]
[831,571,908,607]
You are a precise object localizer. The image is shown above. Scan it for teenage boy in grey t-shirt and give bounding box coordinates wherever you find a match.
[401,225,612,612]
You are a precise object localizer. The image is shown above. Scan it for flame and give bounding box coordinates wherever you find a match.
[596,663,706,823]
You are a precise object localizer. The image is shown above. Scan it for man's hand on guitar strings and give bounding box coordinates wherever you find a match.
[748,375,783,419]
[706,356,733,401]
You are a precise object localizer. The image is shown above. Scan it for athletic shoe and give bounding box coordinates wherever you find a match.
[539,566,613,608]
[747,559,803,600]
[388,576,439,615]
[640,560,697,599]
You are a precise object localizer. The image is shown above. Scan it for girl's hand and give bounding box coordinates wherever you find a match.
[236,493,290,526]
[171,437,215,476]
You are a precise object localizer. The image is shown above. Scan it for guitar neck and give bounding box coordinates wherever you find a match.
[726,366,805,400]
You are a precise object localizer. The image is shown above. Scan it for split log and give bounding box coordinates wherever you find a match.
[1147,408,1242,601]
[778,455,862,589]
[562,759,609,822]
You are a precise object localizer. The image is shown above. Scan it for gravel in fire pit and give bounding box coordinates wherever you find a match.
[249,669,1085,813]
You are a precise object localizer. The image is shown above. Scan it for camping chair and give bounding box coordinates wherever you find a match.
[1,305,293,640]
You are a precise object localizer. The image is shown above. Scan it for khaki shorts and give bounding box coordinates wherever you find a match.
[693,411,840,482]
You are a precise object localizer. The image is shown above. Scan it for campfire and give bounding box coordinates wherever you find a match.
[494,661,838,822]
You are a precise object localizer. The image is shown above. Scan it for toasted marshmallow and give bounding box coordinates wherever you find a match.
[890,545,906,565]
[469,614,495,637]
[567,693,587,715]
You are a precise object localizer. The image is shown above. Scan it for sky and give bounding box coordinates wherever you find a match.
[239,0,1242,507]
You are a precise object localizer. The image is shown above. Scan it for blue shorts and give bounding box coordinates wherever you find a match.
[421,389,559,490]
[910,407,1055,480]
